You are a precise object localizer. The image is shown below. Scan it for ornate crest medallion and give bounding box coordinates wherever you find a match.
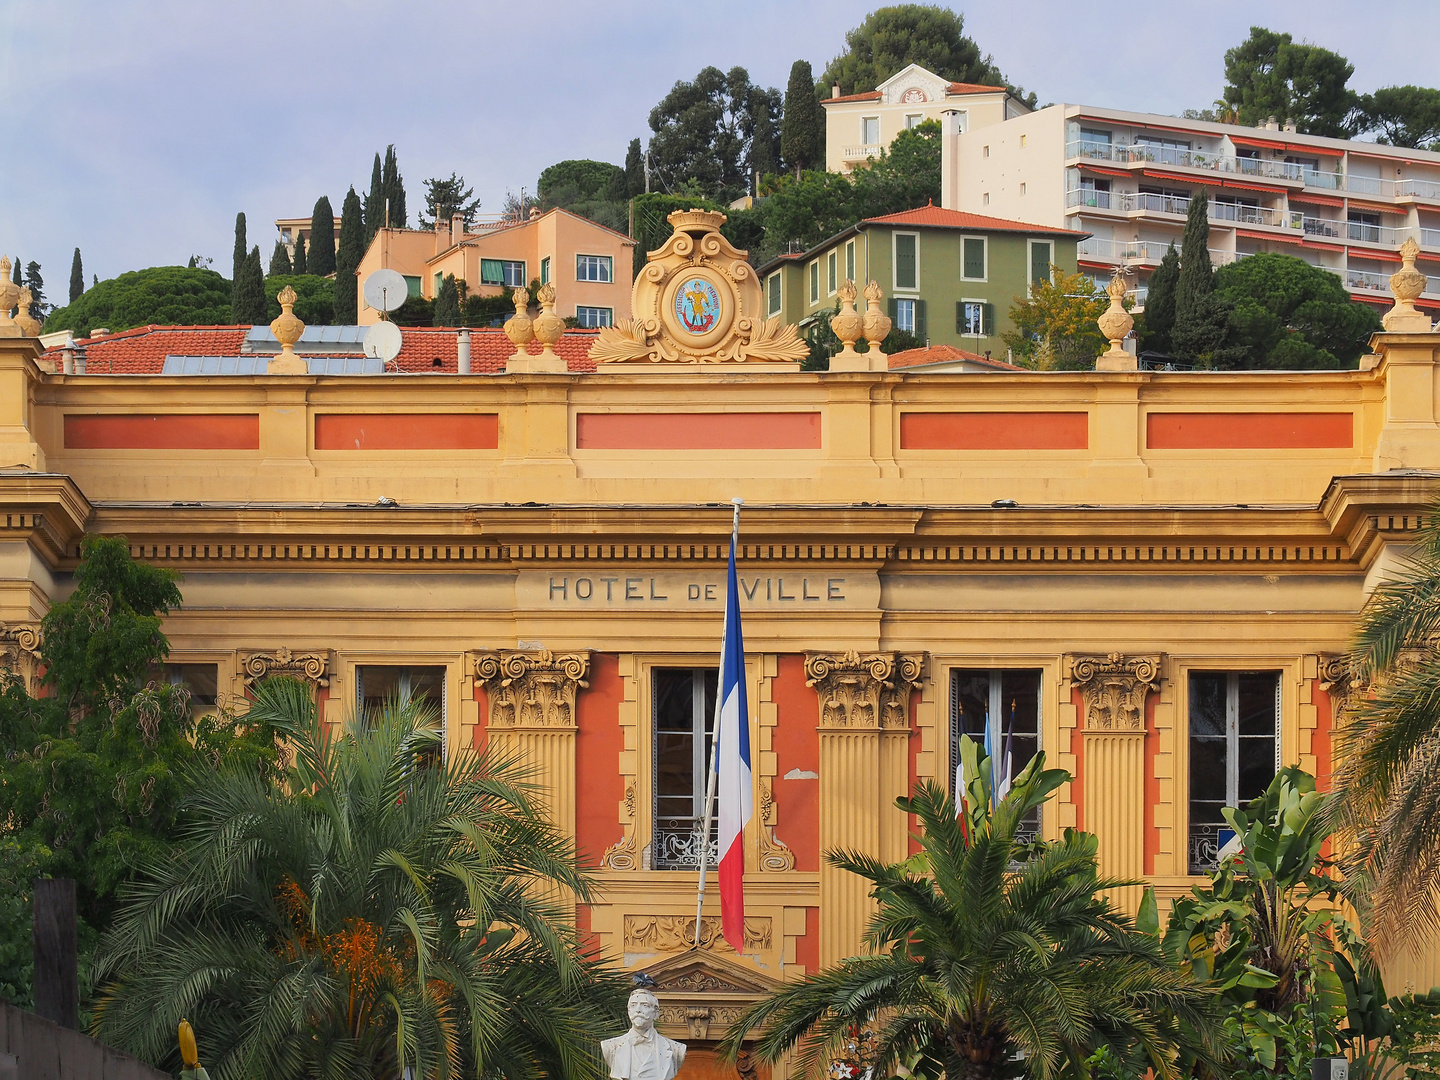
[592,209,807,365]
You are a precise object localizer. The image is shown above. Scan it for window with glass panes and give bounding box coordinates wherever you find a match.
[1188,671,1279,873]
[766,273,781,317]
[845,240,856,284]
[894,297,916,333]
[576,305,613,328]
[148,662,219,721]
[481,259,526,287]
[357,666,446,766]
[576,254,612,282]
[540,257,550,285]
[827,251,837,294]
[653,668,719,869]
[809,261,819,304]
[961,237,986,280]
[951,669,1041,841]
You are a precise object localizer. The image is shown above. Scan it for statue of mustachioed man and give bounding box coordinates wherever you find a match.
[601,988,687,1080]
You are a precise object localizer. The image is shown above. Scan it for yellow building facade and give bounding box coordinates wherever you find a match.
[2,219,1439,1074]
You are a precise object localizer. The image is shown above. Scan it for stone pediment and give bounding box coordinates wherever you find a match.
[876,62,950,105]
[635,950,779,1042]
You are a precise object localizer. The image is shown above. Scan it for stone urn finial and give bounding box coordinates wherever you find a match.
[832,279,862,358]
[1383,237,1433,332]
[504,288,534,359]
[1096,268,1136,371]
[532,283,564,360]
[0,256,24,338]
[268,285,308,374]
[861,280,891,354]
[13,287,41,337]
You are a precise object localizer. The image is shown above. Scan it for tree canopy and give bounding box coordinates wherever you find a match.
[261,274,333,326]
[94,680,626,1079]
[233,246,267,325]
[420,173,481,230]
[646,65,781,202]
[820,5,1034,107]
[537,159,628,233]
[0,536,279,1008]
[781,60,824,174]
[307,197,336,277]
[69,248,83,304]
[1221,27,1358,137]
[1214,253,1380,369]
[43,266,231,337]
[1002,268,1110,370]
[334,186,364,323]
[1360,84,1440,149]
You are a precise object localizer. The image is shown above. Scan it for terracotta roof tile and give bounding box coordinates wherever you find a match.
[888,344,1023,371]
[945,82,1008,95]
[822,91,883,103]
[862,205,1087,237]
[42,324,599,375]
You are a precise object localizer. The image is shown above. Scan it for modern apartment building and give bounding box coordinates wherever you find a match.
[755,206,1084,359]
[821,63,1028,173]
[940,103,1440,311]
[353,207,635,326]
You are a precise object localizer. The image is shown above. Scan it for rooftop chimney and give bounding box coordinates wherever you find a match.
[451,212,465,242]
[457,328,471,374]
[832,83,841,98]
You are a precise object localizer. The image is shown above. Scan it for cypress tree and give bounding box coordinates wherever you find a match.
[69,248,83,304]
[382,145,406,228]
[24,262,45,320]
[10,258,20,285]
[624,138,644,198]
[364,152,384,240]
[292,235,307,275]
[433,274,460,326]
[1140,243,1179,355]
[269,241,292,276]
[234,245,267,324]
[781,60,823,174]
[1172,190,1240,366]
[334,186,364,324]
[308,197,336,276]
[231,212,246,309]
[187,256,197,269]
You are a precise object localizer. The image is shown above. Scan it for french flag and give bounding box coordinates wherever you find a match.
[714,534,753,952]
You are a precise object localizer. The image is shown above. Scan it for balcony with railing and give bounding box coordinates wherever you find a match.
[1067,140,1309,182]
[843,144,884,161]
[1078,236,1234,265]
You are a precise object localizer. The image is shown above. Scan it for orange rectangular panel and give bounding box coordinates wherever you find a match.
[1146,412,1352,449]
[575,412,821,450]
[314,413,498,450]
[900,411,1089,450]
[64,413,259,450]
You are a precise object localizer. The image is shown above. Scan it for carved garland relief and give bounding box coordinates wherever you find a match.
[592,209,807,365]
[1068,653,1162,732]
[472,649,590,728]
[624,914,771,954]
[804,651,924,729]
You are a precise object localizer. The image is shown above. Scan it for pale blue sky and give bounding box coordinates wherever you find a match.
[2,0,1436,306]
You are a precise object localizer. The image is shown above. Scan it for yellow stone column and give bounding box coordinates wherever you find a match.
[805,651,922,965]
[473,649,590,842]
[1066,653,1161,907]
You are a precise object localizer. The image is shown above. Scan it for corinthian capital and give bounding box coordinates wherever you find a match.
[473,649,590,728]
[804,650,924,729]
[1067,653,1162,732]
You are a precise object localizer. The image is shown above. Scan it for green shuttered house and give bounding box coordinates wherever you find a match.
[757,206,1086,362]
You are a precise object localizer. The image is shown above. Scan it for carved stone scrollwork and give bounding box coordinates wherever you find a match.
[623,914,771,954]
[0,622,42,688]
[602,782,638,869]
[804,651,924,730]
[757,781,794,872]
[1068,653,1162,732]
[1319,654,1359,722]
[240,647,332,690]
[473,649,590,728]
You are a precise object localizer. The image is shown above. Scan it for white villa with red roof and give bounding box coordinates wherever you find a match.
[821,62,1030,173]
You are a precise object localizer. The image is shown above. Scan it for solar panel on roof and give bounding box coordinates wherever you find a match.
[243,325,369,353]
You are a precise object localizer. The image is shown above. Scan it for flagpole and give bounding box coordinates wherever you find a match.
[695,497,742,948]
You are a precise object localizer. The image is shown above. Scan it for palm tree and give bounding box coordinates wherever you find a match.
[1332,500,1440,944]
[723,742,1224,1080]
[92,677,626,1080]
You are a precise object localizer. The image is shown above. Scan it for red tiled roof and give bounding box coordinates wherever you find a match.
[42,324,600,375]
[861,205,1087,237]
[822,91,883,104]
[888,344,1022,371]
[946,82,1007,95]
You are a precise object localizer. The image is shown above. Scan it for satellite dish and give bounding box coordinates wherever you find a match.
[363,320,402,363]
[363,269,408,314]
